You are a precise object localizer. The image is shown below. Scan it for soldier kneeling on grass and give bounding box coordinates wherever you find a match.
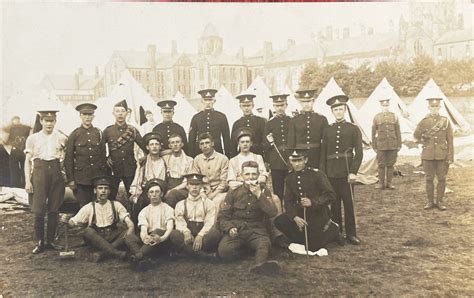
[61,176,141,263]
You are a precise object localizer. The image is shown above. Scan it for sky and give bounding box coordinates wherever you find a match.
[1,1,471,96]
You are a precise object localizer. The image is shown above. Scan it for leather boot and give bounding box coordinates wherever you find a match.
[436,180,447,211]
[424,180,435,210]
[83,229,127,260]
[32,240,44,254]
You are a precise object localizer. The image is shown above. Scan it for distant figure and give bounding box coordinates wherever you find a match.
[140,110,156,135]
[3,116,31,188]
[372,97,401,190]
[413,96,453,211]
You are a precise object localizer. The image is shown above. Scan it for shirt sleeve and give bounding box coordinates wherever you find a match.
[227,158,237,182]
[198,199,216,237]
[256,154,268,178]
[137,207,148,228]
[70,204,92,225]
[115,202,130,222]
[24,134,34,155]
[217,156,229,191]
[174,201,191,234]
[164,205,175,225]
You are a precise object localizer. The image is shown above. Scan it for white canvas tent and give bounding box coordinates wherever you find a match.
[215,85,241,126]
[314,77,371,144]
[359,78,415,140]
[409,78,471,133]
[244,75,273,119]
[171,91,197,133]
[95,70,162,130]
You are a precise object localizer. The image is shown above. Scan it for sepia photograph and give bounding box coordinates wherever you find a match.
[0,0,473,296]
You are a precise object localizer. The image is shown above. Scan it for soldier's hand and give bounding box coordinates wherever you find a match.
[301,197,312,207]
[266,133,274,144]
[25,181,33,194]
[59,214,72,225]
[257,175,266,185]
[348,173,357,184]
[293,216,307,231]
[184,231,194,245]
[150,234,161,245]
[143,235,153,246]
[106,157,113,168]
[68,181,76,190]
[193,235,203,251]
[248,183,262,198]
[229,227,238,238]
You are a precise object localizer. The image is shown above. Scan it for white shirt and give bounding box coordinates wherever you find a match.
[70,200,129,228]
[24,130,67,161]
[227,152,268,182]
[138,202,174,233]
[174,196,216,237]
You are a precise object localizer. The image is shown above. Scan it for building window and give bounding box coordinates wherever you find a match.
[414,40,423,55]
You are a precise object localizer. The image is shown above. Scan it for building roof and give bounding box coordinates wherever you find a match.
[205,53,244,66]
[321,33,398,58]
[43,74,100,91]
[268,43,323,64]
[113,50,151,69]
[435,28,473,45]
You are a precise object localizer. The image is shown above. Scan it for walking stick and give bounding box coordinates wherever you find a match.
[303,207,309,257]
[343,148,356,224]
[384,166,388,189]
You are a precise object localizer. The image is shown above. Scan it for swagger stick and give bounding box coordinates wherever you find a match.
[303,207,309,257]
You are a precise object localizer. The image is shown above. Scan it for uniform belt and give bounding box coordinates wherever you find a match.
[93,225,117,233]
[295,143,320,149]
[327,152,352,160]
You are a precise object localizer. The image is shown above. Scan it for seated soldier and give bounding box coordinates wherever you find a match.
[162,134,193,191]
[63,176,141,262]
[170,173,222,257]
[129,132,167,224]
[274,149,343,251]
[127,179,174,270]
[217,161,281,275]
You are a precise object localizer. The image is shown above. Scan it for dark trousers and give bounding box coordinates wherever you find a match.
[376,150,398,185]
[109,176,134,201]
[307,148,321,169]
[218,231,272,264]
[274,214,339,251]
[73,184,94,207]
[270,169,287,200]
[170,224,222,254]
[329,177,356,237]
[31,159,65,243]
[132,229,172,259]
[9,150,25,188]
[82,225,139,258]
[423,160,449,203]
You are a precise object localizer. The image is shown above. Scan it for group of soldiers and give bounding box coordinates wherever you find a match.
[11,85,453,274]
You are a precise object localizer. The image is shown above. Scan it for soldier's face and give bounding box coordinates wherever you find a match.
[299,100,314,112]
[40,118,56,133]
[273,103,287,116]
[186,182,202,197]
[145,113,154,122]
[80,112,94,126]
[428,103,441,115]
[199,138,214,155]
[95,185,110,202]
[289,158,307,172]
[242,167,259,182]
[161,109,174,121]
[331,105,346,121]
[113,107,127,123]
[148,186,162,205]
[238,136,252,153]
[202,98,215,110]
[169,136,183,152]
[147,139,161,155]
[240,103,254,115]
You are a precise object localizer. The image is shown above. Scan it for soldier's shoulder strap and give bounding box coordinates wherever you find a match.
[308,167,319,172]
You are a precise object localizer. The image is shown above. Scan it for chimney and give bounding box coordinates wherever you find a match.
[95,66,99,78]
[237,47,244,61]
[75,68,83,89]
[343,27,350,39]
[171,40,178,56]
[368,27,374,35]
[287,39,296,49]
[325,26,333,41]
[263,41,273,63]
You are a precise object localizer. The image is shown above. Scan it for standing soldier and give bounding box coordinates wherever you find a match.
[153,100,188,155]
[320,95,363,245]
[264,94,291,200]
[65,103,108,206]
[24,110,67,254]
[188,89,231,158]
[230,94,267,157]
[3,116,31,188]
[413,97,453,211]
[372,97,401,190]
[287,90,329,169]
[140,110,156,135]
[103,100,147,201]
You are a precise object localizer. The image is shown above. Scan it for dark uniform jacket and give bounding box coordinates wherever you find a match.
[413,114,453,161]
[287,111,328,150]
[5,124,30,154]
[218,184,277,237]
[152,121,188,154]
[65,126,108,185]
[188,109,231,158]
[230,114,267,158]
[283,167,335,228]
[320,121,363,178]
[372,111,401,151]
[103,123,146,177]
[263,114,290,170]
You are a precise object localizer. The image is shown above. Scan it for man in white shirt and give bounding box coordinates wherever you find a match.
[162,134,193,191]
[170,173,221,257]
[140,110,156,135]
[24,110,67,254]
[63,176,139,262]
[129,178,174,270]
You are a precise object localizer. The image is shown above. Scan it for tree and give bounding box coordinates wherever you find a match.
[404,55,435,96]
[350,62,378,98]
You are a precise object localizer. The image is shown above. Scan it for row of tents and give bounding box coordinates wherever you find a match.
[3,70,471,144]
